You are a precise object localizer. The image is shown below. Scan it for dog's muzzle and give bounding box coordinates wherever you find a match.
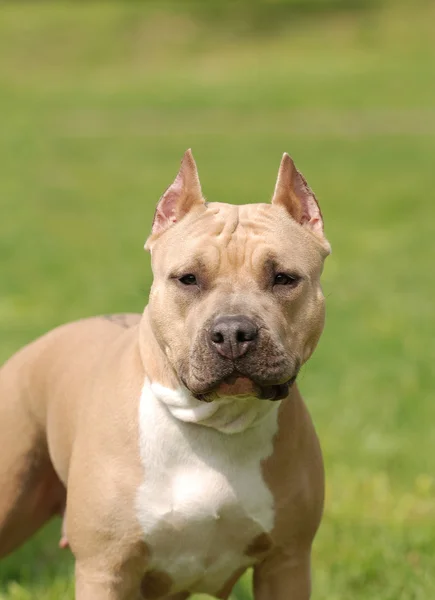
[182,314,297,402]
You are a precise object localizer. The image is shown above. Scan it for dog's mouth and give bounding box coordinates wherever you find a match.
[192,372,297,403]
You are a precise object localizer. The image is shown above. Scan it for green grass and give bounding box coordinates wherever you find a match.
[1,2,434,599]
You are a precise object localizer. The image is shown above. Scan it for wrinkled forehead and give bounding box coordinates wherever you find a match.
[151,202,324,276]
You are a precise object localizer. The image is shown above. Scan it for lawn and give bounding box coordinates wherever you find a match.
[0,2,434,599]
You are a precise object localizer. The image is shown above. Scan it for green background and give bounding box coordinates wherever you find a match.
[0,2,434,599]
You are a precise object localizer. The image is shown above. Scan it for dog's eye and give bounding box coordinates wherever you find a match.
[274,273,300,286]
[179,274,197,286]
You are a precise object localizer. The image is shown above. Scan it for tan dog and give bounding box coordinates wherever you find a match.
[0,150,330,600]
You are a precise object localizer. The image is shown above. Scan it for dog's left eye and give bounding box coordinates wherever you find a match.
[274,273,300,286]
[179,274,197,286]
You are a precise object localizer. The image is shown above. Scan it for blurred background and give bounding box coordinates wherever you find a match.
[0,1,434,599]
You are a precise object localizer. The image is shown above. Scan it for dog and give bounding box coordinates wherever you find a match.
[0,150,330,599]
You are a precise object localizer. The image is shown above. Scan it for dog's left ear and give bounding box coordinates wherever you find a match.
[145,149,204,251]
[272,153,330,253]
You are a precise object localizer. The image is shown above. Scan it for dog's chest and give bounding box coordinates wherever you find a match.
[136,382,279,595]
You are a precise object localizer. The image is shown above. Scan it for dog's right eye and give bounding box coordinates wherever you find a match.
[178,274,197,286]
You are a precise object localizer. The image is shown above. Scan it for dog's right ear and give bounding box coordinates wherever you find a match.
[145,149,204,251]
[272,153,331,255]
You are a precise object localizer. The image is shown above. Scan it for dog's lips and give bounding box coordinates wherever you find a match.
[257,378,295,401]
[192,373,298,403]
[215,376,256,397]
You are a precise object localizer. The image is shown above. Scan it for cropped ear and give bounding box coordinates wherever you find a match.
[272,153,330,251]
[145,149,204,251]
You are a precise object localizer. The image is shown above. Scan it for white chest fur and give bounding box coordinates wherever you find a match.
[136,380,279,595]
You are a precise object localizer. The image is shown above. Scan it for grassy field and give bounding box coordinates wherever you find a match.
[0,2,434,599]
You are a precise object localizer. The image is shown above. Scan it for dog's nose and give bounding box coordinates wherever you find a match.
[209,315,258,360]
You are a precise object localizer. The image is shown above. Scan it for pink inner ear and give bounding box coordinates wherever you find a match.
[293,170,324,235]
[152,174,184,234]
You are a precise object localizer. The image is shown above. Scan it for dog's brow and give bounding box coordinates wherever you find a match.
[263,255,279,272]
[263,255,304,279]
[168,257,207,277]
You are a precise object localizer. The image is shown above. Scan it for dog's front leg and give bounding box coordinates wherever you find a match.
[75,562,142,600]
[253,552,311,600]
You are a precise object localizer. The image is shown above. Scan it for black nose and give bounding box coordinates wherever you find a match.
[209,315,258,360]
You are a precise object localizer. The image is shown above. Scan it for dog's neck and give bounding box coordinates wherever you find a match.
[138,308,279,434]
[149,381,278,434]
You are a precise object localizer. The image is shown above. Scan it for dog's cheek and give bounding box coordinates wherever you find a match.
[187,336,216,388]
[169,305,210,379]
[148,285,186,359]
[300,288,326,364]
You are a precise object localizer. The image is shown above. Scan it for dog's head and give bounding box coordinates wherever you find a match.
[145,150,330,402]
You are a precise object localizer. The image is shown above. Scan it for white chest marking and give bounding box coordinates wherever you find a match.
[136,380,279,595]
